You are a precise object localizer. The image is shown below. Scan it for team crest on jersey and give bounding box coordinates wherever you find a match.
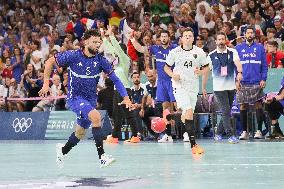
[193,54,197,59]
[93,61,98,67]
[241,49,245,53]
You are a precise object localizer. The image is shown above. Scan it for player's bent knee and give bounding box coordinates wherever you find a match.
[75,126,86,139]
[88,109,101,127]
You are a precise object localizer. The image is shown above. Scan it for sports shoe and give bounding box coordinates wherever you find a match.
[183,132,190,142]
[214,134,222,142]
[100,154,115,168]
[158,134,173,143]
[239,131,249,140]
[191,144,204,154]
[56,143,66,169]
[124,136,140,143]
[228,136,239,144]
[266,125,284,139]
[105,135,119,144]
[254,130,263,139]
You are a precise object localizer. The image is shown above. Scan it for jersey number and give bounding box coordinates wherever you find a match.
[184,61,193,68]
[86,67,91,75]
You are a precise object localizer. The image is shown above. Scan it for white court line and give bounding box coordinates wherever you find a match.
[223,157,282,159]
[196,164,284,166]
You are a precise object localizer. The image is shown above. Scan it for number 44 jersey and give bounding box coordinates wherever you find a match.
[166,45,207,93]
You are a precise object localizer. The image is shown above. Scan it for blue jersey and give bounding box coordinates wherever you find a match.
[150,44,177,81]
[235,42,268,85]
[55,49,113,100]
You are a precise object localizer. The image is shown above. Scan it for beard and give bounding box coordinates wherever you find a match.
[218,43,226,49]
[246,37,254,43]
[88,47,97,55]
[161,40,169,45]
[134,81,140,85]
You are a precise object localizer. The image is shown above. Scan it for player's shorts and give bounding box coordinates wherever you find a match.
[67,97,97,129]
[173,86,198,115]
[156,79,176,103]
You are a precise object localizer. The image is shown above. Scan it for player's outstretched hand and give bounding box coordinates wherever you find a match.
[38,83,50,97]
[120,96,135,110]
[172,73,181,81]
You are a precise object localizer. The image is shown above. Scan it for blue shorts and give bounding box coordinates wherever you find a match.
[67,97,97,129]
[156,79,176,103]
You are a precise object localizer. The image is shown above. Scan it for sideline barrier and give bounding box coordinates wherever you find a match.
[0,112,50,140]
[0,110,112,140]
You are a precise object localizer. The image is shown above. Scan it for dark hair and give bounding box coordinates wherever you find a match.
[131,71,140,78]
[82,29,100,40]
[32,40,41,49]
[181,27,194,37]
[267,40,278,48]
[216,31,227,39]
[245,25,255,33]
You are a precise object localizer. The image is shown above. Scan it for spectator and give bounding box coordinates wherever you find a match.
[32,74,64,112]
[7,78,25,112]
[10,46,24,84]
[139,70,161,140]
[199,27,216,52]
[265,76,284,139]
[274,15,284,41]
[23,63,41,111]
[97,78,114,118]
[1,57,13,79]
[266,40,284,68]
[29,40,43,71]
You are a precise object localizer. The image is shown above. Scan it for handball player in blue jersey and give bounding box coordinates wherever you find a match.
[131,30,178,142]
[39,29,132,168]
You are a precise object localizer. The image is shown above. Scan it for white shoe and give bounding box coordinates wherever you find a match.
[239,131,249,140]
[100,154,115,168]
[56,143,66,169]
[183,132,190,142]
[158,134,173,143]
[254,130,263,139]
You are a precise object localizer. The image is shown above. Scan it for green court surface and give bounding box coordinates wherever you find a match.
[0,140,284,189]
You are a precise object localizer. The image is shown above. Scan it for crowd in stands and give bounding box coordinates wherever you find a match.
[0,0,283,139]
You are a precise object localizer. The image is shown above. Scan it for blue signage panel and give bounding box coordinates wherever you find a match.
[0,112,50,140]
[45,110,112,140]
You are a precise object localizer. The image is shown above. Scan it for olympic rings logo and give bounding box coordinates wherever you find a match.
[12,118,33,133]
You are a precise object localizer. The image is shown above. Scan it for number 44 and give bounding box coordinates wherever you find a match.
[184,61,193,68]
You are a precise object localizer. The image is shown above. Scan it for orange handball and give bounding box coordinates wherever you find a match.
[151,117,166,133]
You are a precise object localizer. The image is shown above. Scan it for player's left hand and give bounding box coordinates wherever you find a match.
[120,96,134,110]
[260,80,266,89]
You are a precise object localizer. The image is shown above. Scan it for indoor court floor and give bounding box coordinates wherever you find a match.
[0,140,284,189]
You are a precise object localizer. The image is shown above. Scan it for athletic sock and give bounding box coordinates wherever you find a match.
[92,127,105,159]
[185,119,196,148]
[62,132,80,155]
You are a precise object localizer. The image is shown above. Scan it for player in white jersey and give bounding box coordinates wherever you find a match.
[164,28,209,154]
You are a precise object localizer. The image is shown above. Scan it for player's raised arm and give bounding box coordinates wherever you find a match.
[38,56,56,97]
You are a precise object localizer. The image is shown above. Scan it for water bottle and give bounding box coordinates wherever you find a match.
[128,125,132,139]
[121,125,126,140]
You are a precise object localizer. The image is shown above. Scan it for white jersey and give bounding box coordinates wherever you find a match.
[166,45,207,93]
